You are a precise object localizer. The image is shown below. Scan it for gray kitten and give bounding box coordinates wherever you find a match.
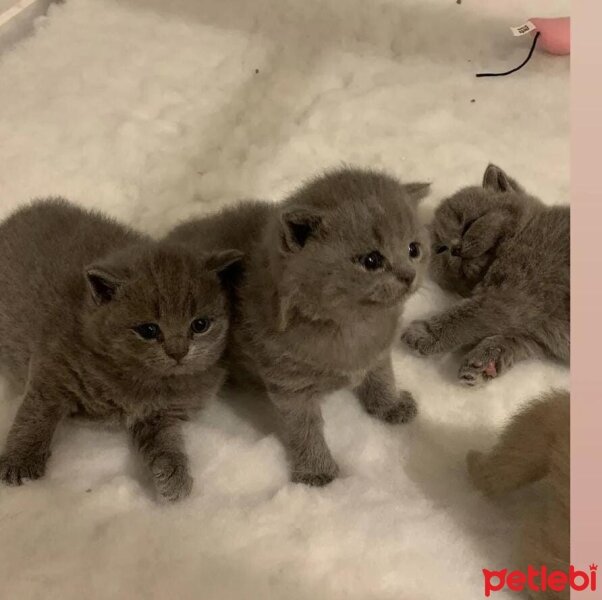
[402,164,569,386]
[167,168,430,486]
[467,390,569,598]
[0,199,241,501]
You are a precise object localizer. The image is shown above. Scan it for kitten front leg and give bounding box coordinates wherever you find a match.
[458,335,544,387]
[402,297,492,356]
[355,355,417,424]
[0,387,67,486]
[128,414,193,502]
[269,389,339,487]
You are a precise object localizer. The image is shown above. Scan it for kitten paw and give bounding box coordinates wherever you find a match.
[458,346,502,387]
[0,453,47,486]
[365,391,418,424]
[388,391,419,424]
[291,460,339,487]
[292,471,337,487]
[151,454,193,502]
[401,321,441,356]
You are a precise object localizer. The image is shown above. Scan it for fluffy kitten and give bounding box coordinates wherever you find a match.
[467,390,569,598]
[0,199,241,501]
[402,164,569,385]
[166,168,431,486]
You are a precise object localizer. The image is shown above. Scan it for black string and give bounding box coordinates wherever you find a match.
[476,31,541,78]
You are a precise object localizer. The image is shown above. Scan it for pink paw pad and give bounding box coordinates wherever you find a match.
[484,360,497,378]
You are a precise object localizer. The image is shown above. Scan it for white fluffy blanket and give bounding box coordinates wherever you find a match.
[0,0,569,598]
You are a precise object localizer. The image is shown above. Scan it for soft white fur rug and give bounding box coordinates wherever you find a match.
[0,1,569,598]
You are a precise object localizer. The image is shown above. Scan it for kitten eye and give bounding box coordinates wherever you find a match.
[462,220,475,236]
[436,245,449,254]
[358,251,385,271]
[408,242,421,259]
[191,318,212,335]
[133,323,161,340]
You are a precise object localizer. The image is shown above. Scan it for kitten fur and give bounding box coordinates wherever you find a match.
[402,164,569,386]
[167,168,430,486]
[0,198,242,501]
[467,390,569,599]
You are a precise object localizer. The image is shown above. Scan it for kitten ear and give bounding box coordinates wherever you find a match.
[403,182,431,204]
[204,249,244,274]
[482,164,524,193]
[280,208,323,252]
[85,267,124,305]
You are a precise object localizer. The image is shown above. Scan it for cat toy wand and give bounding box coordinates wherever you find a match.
[476,17,570,78]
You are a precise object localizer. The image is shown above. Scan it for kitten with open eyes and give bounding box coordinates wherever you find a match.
[0,198,241,501]
[402,164,569,386]
[167,168,430,486]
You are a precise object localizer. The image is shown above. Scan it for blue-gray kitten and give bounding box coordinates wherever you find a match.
[167,168,430,486]
[403,164,569,385]
[0,199,241,500]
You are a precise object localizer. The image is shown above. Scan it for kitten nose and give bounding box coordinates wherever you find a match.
[451,245,462,257]
[164,338,189,363]
[395,267,416,285]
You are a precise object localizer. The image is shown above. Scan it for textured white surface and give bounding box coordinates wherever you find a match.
[0,0,569,598]
[0,0,53,52]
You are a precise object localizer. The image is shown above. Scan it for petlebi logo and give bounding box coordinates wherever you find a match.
[483,564,597,596]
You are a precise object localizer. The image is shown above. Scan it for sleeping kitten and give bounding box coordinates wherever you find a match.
[467,390,569,599]
[402,164,569,385]
[167,168,431,486]
[0,198,241,501]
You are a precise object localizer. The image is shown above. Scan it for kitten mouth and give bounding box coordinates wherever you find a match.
[166,362,192,375]
[166,360,211,376]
